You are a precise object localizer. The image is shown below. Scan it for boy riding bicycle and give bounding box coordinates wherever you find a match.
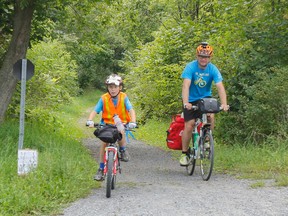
[180,42,229,166]
[86,74,137,181]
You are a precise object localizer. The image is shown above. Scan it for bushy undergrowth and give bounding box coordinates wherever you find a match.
[0,90,102,216]
[7,39,80,126]
[218,66,288,144]
[0,121,97,215]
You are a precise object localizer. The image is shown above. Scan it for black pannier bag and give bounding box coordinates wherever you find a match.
[94,125,122,143]
[197,98,221,113]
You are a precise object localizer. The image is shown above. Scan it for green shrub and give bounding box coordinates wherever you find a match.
[217,66,288,144]
[7,39,79,126]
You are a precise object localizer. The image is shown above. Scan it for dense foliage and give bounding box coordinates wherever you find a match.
[1,0,287,144]
[122,0,288,144]
[7,39,79,125]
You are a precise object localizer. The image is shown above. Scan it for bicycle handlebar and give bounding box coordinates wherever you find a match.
[86,123,138,131]
[191,105,229,112]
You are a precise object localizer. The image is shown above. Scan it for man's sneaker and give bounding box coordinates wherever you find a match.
[94,168,104,181]
[120,150,130,162]
[179,154,189,166]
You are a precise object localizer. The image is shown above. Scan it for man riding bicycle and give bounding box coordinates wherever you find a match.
[180,42,229,166]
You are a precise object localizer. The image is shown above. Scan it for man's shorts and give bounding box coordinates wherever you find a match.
[183,100,202,122]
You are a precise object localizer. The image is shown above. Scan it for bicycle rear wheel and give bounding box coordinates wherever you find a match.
[186,147,196,176]
[106,151,114,198]
[200,131,214,181]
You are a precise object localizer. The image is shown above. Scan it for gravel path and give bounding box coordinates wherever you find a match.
[61,138,288,216]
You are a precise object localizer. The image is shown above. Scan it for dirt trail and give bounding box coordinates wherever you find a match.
[60,138,288,216]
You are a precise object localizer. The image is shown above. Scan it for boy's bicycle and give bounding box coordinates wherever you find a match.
[92,124,136,198]
[186,98,226,181]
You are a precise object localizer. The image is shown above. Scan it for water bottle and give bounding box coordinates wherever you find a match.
[193,128,200,158]
[193,130,199,147]
[113,114,124,132]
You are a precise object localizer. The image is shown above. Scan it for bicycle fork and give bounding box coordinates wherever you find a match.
[104,146,119,176]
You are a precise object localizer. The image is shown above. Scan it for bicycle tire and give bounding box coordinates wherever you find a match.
[111,175,116,190]
[112,156,118,190]
[186,147,196,176]
[200,131,214,181]
[106,151,114,198]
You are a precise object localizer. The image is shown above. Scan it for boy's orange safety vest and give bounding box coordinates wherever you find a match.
[101,92,131,124]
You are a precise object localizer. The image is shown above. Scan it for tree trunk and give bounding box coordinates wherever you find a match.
[0,0,35,123]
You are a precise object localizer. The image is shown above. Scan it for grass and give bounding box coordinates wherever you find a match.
[0,89,103,216]
[137,118,288,187]
[250,181,265,189]
[215,142,288,186]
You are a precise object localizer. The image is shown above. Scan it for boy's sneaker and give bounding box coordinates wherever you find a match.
[179,154,189,166]
[120,150,130,162]
[94,168,104,181]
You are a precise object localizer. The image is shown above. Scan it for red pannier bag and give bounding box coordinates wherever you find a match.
[166,114,184,150]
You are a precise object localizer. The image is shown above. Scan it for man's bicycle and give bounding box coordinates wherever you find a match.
[186,98,226,181]
[92,124,136,198]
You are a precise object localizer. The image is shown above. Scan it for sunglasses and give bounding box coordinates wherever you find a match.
[198,55,210,59]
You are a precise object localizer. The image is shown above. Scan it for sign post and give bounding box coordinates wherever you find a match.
[18,59,27,149]
[13,59,37,175]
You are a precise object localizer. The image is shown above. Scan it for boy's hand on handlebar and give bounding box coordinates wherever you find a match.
[128,122,137,129]
[86,120,94,128]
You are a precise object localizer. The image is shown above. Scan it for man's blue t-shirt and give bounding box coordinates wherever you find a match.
[181,60,223,102]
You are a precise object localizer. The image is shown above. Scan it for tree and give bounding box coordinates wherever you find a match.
[0,0,74,123]
[0,0,35,123]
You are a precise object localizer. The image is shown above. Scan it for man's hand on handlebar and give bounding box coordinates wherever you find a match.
[220,104,230,111]
[184,103,193,110]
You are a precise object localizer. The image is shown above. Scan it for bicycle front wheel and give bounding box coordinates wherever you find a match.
[186,147,196,176]
[111,175,116,190]
[200,131,214,181]
[106,151,114,198]
[112,156,119,190]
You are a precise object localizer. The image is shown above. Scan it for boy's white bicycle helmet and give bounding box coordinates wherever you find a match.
[105,74,122,86]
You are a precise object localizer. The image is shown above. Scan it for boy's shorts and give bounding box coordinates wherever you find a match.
[183,100,202,122]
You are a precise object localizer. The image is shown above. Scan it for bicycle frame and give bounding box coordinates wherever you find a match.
[192,121,200,159]
[103,144,119,176]
[191,113,208,158]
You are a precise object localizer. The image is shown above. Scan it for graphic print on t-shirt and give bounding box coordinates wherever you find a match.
[194,72,207,88]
